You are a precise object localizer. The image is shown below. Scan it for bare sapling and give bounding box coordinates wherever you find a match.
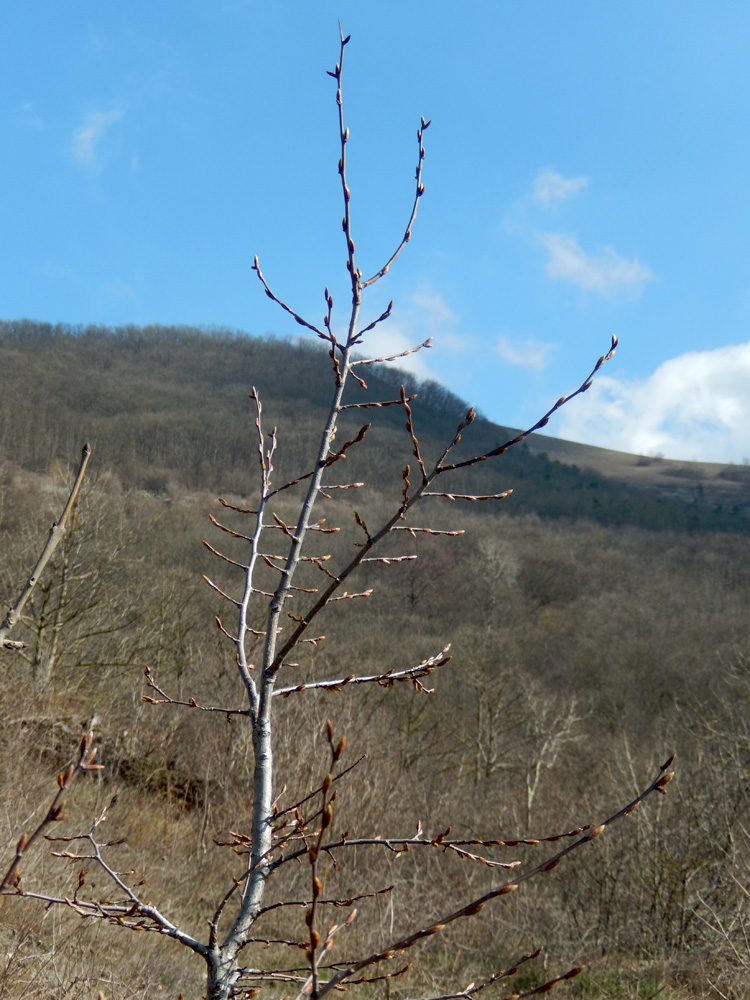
[1,29,676,1000]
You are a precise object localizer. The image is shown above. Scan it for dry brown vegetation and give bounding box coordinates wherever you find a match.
[1,466,748,998]
[2,29,749,1000]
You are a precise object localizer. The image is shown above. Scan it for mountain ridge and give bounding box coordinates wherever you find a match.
[2,318,749,531]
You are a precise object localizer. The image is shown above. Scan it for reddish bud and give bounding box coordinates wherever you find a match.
[58,764,74,788]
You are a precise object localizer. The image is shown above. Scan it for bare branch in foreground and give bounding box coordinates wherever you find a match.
[313,755,675,997]
[273,646,452,697]
[0,730,102,892]
[438,336,618,474]
[0,443,92,650]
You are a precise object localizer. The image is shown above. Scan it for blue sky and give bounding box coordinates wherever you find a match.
[4,2,750,463]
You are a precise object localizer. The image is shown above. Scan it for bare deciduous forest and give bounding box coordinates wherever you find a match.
[2,31,749,1000]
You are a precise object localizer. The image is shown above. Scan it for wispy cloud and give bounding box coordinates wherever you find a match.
[554,342,750,463]
[17,101,44,130]
[537,233,654,298]
[497,334,555,371]
[38,261,78,283]
[534,169,588,207]
[72,108,124,166]
[103,277,136,299]
[356,285,463,381]
[87,24,108,56]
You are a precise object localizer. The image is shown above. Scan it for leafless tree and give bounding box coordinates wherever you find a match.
[1,29,676,1000]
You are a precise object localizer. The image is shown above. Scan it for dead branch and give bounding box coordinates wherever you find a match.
[1,443,91,650]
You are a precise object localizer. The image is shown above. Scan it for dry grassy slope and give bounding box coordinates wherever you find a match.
[525,431,750,503]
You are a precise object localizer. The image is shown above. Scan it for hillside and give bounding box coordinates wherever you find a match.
[1,320,749,999]
[2,319,749,532]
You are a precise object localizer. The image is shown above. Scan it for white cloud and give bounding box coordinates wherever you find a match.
[355,324,436,380]
[354,285,463,381]
[497,334,555,371]
[554,342,750,463]
[534,169,588,207]
[537,232,654,298]
[72,108,124,166]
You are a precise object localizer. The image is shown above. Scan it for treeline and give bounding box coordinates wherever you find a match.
[2,319,748,533]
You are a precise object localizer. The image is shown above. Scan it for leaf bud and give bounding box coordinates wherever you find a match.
[58,764,74,788]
